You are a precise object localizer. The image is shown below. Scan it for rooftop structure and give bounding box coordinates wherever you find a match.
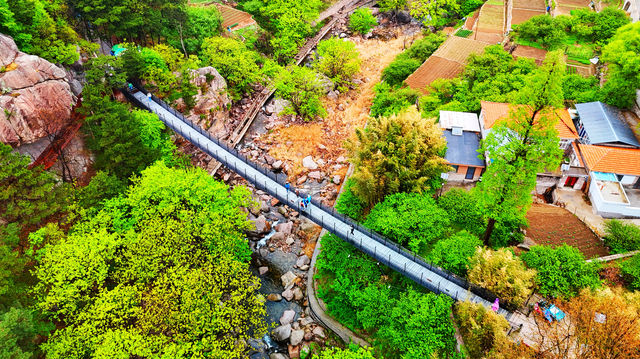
[574,101,640,148]
[439,111,481,132]
[480,101,579,140]
[215,4,257,32]
[576,143,640,177]
[442,130,485,168]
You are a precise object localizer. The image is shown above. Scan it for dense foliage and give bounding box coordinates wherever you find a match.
[201,36,261,98]
[0,0,88,64]
[33,163,266,357]
[335,178,367,222]
[275,65,327,120]
[429,231,481,276]
[370,82,421,118]
[349,8,378,35]
[314,37,361,92]
[603,219,640,253]
[621,253,640,290]
[317,346,376,359]
[521,245,601,298]
[437,188,485,236]
[454,301,512,359]
[467,248,536,307]
[316,233,459,358]
[364,193,449,253]
[346,106,449,208]
[601,22,640,108]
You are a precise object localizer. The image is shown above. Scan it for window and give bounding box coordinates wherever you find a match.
[452,126,463,136]
[465,166,475,179]
[451,165,459,172]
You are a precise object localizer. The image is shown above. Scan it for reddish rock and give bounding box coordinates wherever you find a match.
[0,34,75,146]
[288,345,301,359]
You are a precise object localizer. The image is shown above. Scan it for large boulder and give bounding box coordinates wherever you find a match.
[188,66,231,135]
[0,34,75,146]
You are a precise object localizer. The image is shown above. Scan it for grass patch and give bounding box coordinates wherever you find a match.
[487,0,504,5]
[455,29,473,38]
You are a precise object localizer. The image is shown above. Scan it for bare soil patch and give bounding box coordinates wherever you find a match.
[525,203,609,259]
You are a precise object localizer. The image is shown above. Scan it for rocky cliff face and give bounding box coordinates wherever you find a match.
[0,34,76,146]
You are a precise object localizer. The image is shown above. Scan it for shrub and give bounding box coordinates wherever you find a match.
[522,244,601,298]
[382,57,422,87]
[349,8,378,35]
[467,248,536,307]
[314,38,361,92]
[335,178,366,222]
[454,301,512,359]
[513,15,568,50]
[364,193,449,253]
[370,82,420,118]
[621,253,640,290]
[438,188,485,236]
[429,231,482,277]
[275,65,327,121]
[201,36,260,98]
[604,219,640,253]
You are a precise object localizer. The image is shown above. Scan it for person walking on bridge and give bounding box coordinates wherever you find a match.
[285,182,291,192]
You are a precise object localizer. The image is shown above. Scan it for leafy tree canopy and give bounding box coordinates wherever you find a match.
[364,192,449,253]
[314,37,361,92]
[522,244,601,298]
[33,163,265,358]
[429,230,482,277]
[468,248,537,307]
[454,301,513,359]
[317,346,376,359]
[603,219,640,254]
[275,65,327,120]
[409,0,460,28]
[601,22,640,108]
[349,7,378,35]
[346,106,449,208]
[201,36,261,98]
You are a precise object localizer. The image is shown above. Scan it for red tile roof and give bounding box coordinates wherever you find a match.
[215,4,256,31]
[480,101,579,139]
[577,144,640,176]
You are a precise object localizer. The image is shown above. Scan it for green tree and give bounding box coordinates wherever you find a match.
[513,15,568,50]
[476,51,565,245]
[335,178,367,222]
[314,37,361,92]
[603,219,640,253]
[346,106,449,208]
[430,231,482,276]
[33,163,265,358]
[601,22,640,108]
[437,188,485,236]
[382,57,422,87]
[378,0,408,13]
[621,253,640,290]
[349,8,378,35]
[562,73,601,104]
[165,5,222,55]
[275,65,327,120]
[454,301,512,359]
[467,248,536,307]
[0,307,51,358]
[364,193,449,253]
[521,245,601,298]
[370,82,421,118]
[201,36,260,98]
[571,7,630,45]
[409,0,460,27]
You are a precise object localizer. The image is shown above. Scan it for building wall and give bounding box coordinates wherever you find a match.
[447,165,483,182]
[623,0,640,22]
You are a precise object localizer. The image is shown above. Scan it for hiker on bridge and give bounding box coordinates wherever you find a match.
[285,182,291,192]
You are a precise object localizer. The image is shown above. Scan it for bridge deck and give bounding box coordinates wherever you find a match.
[129,90,512,319]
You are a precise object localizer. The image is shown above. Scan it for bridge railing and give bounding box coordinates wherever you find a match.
[123,84,511,311]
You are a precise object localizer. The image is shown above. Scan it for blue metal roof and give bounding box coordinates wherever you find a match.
[443,130,485,167]
[575,101,640,147]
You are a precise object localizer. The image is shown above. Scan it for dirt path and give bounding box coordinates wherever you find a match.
[258,34,412,182]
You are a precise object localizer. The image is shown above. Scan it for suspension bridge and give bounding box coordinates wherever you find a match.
[123,86,514,320]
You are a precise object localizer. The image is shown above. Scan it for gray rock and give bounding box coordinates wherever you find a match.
[272,160,283,170]
[286,237,295,245]
[299,264,309,271]
[290,329,305,346]
[281,271,298,288]
[312,326,325,338]
[260,201,270,213]
[270,353,288,359]
[280,310,296,325]
[282,288,294,301]
[271,324,292,342]
[302,156,318,170]
[332,175,341,184]
[327,90,339,100]
[296,255,310,267]
[308,171,323,180]
[293,287,304,301]
[299,317,314,326]
[397,10,412,23]
[276,221,293,235]
[252,215,270,234]
[299,219,316,233]
[271,232,285,242]
[315,73,335,94]
[258,266,269,275]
